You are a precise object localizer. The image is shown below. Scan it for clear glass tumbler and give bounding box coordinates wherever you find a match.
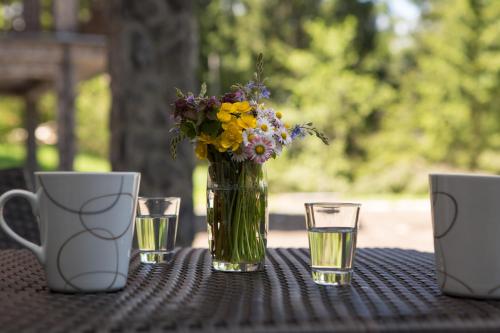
[135,197,180,264]
[304,202,361,285]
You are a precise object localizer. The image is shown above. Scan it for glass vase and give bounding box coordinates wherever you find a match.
[206,161,268,272]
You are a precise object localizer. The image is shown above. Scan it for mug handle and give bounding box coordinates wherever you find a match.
[0,190,45,264]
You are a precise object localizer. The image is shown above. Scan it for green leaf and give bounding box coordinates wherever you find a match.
[180,121,197,139]
[255,53,264,84]
[174,88,184,98]
[230,84,242,91]
[169,131,186,160]
[199,82,207,98]
[201,120,221,137]
[206,107,218,120]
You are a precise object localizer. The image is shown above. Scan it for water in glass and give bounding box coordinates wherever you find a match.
[308,226,357,285]
[135,197,180,264]
[135,215,177,263]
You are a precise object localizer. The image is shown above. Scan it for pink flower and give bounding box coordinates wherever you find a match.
[245,136,274,164]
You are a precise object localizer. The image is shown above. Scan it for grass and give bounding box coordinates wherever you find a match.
[0,144,110,171]
[193,164,208,210]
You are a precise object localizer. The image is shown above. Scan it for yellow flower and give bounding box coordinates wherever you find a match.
[221,117,237,130]
[217,101,253,125]
[220,102,233,113]
[276,111,283,119]
[219,122,243,151]
[237,113,257,129]
[199,133,216,145]
[195,142,207,160]
[217,103,234,123]
[234,101,252,113]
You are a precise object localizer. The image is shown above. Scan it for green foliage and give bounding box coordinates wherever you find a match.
[196,0,347,99]
[76,75,110,157]
[36,74,110,157]
[268,17,394,192]
[180,121,197,139]
[373,0,500,177]
[195,0,394,194]
[200,120,221,137]
[0,97,23,140]
[0,144,110,171]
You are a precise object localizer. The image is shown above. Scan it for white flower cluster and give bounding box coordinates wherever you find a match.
[233,106,293,164]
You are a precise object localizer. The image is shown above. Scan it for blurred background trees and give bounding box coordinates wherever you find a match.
[1,0,500,198]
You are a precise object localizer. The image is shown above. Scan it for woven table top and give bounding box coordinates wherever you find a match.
[1,248,500,332]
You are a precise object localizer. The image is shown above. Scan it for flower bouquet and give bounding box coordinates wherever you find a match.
[171,54,328,272]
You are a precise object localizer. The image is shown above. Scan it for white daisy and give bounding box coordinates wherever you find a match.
[274,141,283,156]
[276,127,292,145]
[261,108,276,120]
[231,148,248,162]
[257,118,274,136]
[242,129,256,146]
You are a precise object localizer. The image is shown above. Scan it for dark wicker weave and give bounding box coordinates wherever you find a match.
[0,248,499,332]
[0,168,40,248]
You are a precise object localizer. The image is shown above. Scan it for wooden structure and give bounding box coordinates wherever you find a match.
[0,0,107,171]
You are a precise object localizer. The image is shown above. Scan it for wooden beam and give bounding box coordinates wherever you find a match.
[0,36,107,84]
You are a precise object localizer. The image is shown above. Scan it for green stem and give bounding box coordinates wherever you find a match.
[208,161,267,264]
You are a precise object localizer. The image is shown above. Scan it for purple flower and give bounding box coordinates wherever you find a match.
[291,125,306,139]
[260,87,270,99]
[206,96,220,109]
[202,96,220,120]
[245,81,256,90]
[222,90,245,103]
[186,95,196,104]
[174,98,188,111]
[174,96,198,121]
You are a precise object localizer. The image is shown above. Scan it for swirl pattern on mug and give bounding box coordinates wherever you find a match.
[431,179,473,295]
[431,191,458,239]
[39,175,135,292]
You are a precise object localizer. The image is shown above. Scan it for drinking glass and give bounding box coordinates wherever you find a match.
[135,197,180,264]
[304,202,361,286]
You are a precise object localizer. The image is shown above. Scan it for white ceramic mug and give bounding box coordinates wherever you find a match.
[0,172,140,293]
[429,173,500,298]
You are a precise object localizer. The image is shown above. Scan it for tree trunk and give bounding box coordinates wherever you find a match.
[108,0,197,246]
[24,94,39,174]
[23,0,41,177]
[56,45,76,171]
[23,0,41,31]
